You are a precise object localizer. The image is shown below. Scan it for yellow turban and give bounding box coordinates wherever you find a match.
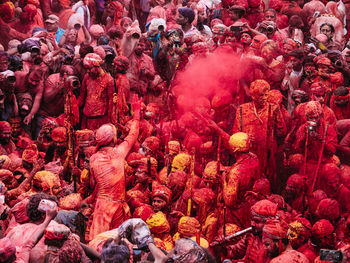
[229,132,250,152]
[146,212,170,234]
[171,153,191,172]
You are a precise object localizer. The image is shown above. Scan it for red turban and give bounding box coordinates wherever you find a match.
[22,144,39,164]
[253,178,271,196]
[17,136,34,150]
[168,171,188,187]
[193,188,216,207]
[51,127,67,143]
[321,163,340,182]
[126,152,144,166]
[133,204,155,222]
[95,124,116,148]
[0,121,11,132]
[305,101,323,117]
[0,169,13,182]
[0,1,15,23]
[316,57,332,67]
[312,219,334,239]
[23,4,37,22]
[142,136,161,153]
[251,199,278,219]
[310,82,326,96]
[41,117,58,131]
[75,129,95,148]
[211,91,232,110]
[263,219,288,240]
[152,182,172,203]
[249,79,270,98]
[0,238,16,259]
[286,174,306,189]
[316,198,341,222]
[83,53,103,68]
[267,194,286,210]
[251,34,268,49]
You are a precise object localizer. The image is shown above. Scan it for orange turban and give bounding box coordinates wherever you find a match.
[263,219,288,240]
[33,171,61,194]
[83,53,103,68]
[152,182,172,203]
[153,238,168,251]
[146,212,170,234]
[22,144,39,164]
[168,141,180,155]
[59,193,82,210]
[178,216,200,237]
[133,204,155,222]
[51,127,67,143]
[249,79,270,98]
[95,124,116,148]
[126,152,144,166]
[251,199,278,219]
[305,101,323,117]
[311,219,334,239]
[126,189,149,205]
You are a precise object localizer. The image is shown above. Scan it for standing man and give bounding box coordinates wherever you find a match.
[78,53,114,130]
[177,8,199,38]
[87,96,141,241]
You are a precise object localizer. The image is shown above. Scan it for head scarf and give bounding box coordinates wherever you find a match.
[229,132,250,152]
[250,79,270,98]
[142,136,160,153]
[22,144,39,164]
[315,198,341,222]
[146,212,170,234]
[113,56,129,73]
[83,53,103,68]
[178,216,200,237]
[51,127,67,143]
[59,193,83,211]
[193,188,216,208]
[95,124,116,148]
[312,219,334,239]
[211,91,232,110]
[321,163,340,182]
[33,171,61,194]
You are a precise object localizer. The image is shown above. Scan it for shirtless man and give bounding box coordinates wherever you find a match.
[87,95,141,241]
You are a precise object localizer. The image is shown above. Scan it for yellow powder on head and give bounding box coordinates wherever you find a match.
[229,132,250,152]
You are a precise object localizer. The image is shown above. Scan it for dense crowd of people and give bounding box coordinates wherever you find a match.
[0,0,350,262]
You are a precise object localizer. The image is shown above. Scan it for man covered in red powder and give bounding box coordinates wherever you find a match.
[86,95,141,241]
[0,121,16,155]
[78,53,114,130]
[233,79,287,187]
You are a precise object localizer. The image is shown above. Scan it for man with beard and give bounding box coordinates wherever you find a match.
[15,65,44,129]
[177,8,199,38]
[78,53,114,130]
[127,36,155,98]
[0,121,15,155]
[330,86,350,120]
[0,70,17,121]
[213,199,278,262]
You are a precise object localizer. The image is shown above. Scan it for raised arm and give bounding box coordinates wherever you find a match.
[117,95,141,158]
